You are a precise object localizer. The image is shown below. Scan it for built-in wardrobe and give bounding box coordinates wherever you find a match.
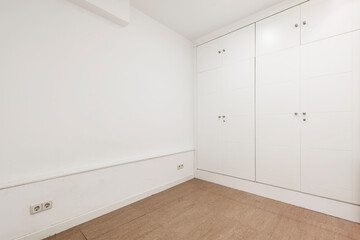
[196,0,360,205]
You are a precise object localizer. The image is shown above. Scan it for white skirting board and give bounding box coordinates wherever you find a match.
[15,175,193,240]
[196,170,360,223]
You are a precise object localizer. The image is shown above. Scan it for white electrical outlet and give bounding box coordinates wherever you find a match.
[177,164,184,170]
[42,201,53,210]
[30,204,42,215]
[30,200,53,215]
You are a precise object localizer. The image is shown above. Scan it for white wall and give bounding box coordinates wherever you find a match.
[0,1,194,239]
[0,0,194,187]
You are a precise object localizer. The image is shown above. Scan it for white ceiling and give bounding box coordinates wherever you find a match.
[131,0,287,40]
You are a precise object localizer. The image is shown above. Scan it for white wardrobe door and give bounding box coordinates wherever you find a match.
[353,31,360,204]
[221,59,255,180]
[356,0,360,29]
[197,38,222,73]
[197,69,223,172]
[301,0,360,44]
[256,47,301,190]
[197,117,222,172]
[256,6,300,56]
[221,24,255,66]
[301,32,360,203]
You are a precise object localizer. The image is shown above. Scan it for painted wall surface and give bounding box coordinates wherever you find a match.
[0,0,194,187]
[0,1,194,239]
[0,152,194,240]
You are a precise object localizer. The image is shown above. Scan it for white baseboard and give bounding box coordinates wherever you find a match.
[196,170,360,223]
[1,148,194,190]
[17,175,194,240]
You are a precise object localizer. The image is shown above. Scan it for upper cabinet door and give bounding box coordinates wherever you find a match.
[301,0,360,44]
[221,24,255,66]
[256,6,300,56]
[197,38,222,73]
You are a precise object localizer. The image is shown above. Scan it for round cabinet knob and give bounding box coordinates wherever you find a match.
[303,119,307,122]
[295,23,299,28]
[218,50,222,54]
[218,116,221,118]
[303,21,307,25]
[222,49,226,52]
[294,113,298,116]
[222,116,225,118]
[302,112,306,115]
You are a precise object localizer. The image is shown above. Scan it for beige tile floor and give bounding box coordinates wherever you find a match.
[44,179,360,240]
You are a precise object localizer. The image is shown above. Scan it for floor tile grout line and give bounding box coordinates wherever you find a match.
[79,228,88,240]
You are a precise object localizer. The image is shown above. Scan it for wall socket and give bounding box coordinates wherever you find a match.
[42,201,53,210]
[30,201,53,215]
[177,164,184,170]
[30,204,42,215]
